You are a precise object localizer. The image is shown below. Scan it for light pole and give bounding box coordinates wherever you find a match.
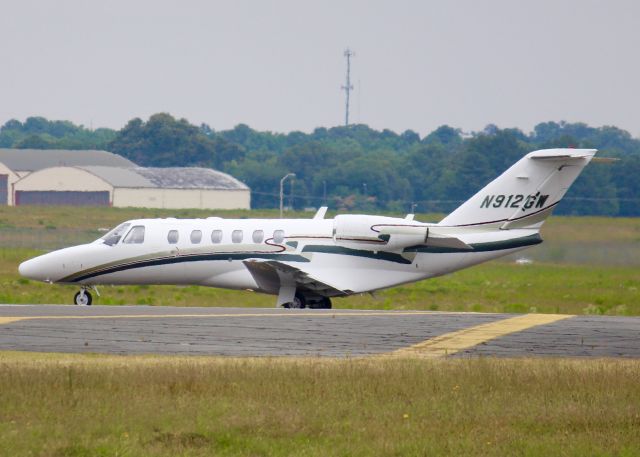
[362,182,367,210]
[280,173,296,218]
[323,180,327,205]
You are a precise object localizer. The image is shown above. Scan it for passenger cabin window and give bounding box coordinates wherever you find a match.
[122,225,145,244]
[167,230,179,244]
[252,230,264,243]
[102,223,131,246]
[211,229,223,244]
[190,230,202,244]
[231,230,243,243]
[273,229,285,244]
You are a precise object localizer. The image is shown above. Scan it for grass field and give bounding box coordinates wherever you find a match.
[1,351,639,457]
[1,209,639,456]
[1,206,639,314]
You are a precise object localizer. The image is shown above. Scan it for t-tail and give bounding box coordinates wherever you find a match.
[438,148,597,229]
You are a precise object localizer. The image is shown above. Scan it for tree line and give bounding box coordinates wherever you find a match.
[1,114,638,216]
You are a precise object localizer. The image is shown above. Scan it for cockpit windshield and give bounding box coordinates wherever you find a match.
[101,223,131,246]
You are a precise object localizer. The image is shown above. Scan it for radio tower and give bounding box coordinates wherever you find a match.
[342,48,355,126]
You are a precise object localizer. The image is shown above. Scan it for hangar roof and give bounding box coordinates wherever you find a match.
[0,148,136,171]
[75,166,249,190]
[78,166,155,188]
[134,167,249,190]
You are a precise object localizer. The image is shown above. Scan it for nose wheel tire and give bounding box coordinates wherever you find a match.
[74,290,93,306]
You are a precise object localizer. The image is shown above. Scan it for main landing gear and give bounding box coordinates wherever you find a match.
[282,293,332,309]
[74,288,93,306]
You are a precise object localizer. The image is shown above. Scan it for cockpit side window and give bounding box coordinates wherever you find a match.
[102,223,131,246]
[122,225,145,244]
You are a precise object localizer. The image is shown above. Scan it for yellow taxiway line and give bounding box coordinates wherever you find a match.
[0,310,467,325]
[389,313,573,358]
[0,317,28,325]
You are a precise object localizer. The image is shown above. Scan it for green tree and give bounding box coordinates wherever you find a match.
[108,113,218,167]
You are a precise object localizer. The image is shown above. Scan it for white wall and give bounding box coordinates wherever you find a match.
[14,167,113,192]
[0,162,20,205]
[113,188,250,209]
[13,166,113,204]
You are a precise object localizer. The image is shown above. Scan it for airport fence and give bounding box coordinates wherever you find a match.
[0,227,100,251]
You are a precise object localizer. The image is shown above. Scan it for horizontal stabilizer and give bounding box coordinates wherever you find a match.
[376,225,471,250]
[426,228,472,250]
[528,150,594,160]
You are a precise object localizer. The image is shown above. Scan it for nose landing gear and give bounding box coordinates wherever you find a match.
[74,289,93,306]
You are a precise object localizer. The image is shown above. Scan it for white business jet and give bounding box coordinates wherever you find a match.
[19,148,596,308]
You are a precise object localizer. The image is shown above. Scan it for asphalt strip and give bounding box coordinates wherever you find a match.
[0,310,575,358]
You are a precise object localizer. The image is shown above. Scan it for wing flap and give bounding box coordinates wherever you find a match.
[243,259,347,297]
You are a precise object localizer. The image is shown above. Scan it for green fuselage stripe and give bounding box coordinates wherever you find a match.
[62,252,309,283]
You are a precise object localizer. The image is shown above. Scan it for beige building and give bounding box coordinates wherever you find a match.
[1,149,250,209]
[0,148,135,206]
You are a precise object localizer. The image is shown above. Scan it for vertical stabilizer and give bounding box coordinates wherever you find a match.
[438,148,597,229]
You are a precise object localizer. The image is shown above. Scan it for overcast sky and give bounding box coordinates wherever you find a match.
[0,0,638,136]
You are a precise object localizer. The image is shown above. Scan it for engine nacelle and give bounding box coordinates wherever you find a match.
[333,215,428,251]
[333,215,384,243]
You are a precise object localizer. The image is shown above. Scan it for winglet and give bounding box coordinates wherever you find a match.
[313,207,328,220]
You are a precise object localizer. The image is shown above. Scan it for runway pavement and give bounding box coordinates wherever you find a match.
[1,304,639,358]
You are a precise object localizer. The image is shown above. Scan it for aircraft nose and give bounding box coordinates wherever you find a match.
[19,257,49,282]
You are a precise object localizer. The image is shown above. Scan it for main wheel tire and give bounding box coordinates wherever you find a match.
[321,297,332,309]
[283,294,306,309]
[74,290,92,306]
[294,293,307,309]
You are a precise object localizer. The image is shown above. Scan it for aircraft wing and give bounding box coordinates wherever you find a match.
[243,259,349,297]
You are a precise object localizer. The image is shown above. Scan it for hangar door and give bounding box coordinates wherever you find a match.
[15,191,110,206]
[0,175,7,205]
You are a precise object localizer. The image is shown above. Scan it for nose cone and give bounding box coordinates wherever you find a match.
[19,244,99,283]
[19,257,50,282]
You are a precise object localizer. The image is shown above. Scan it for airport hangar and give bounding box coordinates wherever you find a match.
[0,148,250,209]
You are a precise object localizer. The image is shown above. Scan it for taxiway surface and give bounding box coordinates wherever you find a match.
[0,305,638,358]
